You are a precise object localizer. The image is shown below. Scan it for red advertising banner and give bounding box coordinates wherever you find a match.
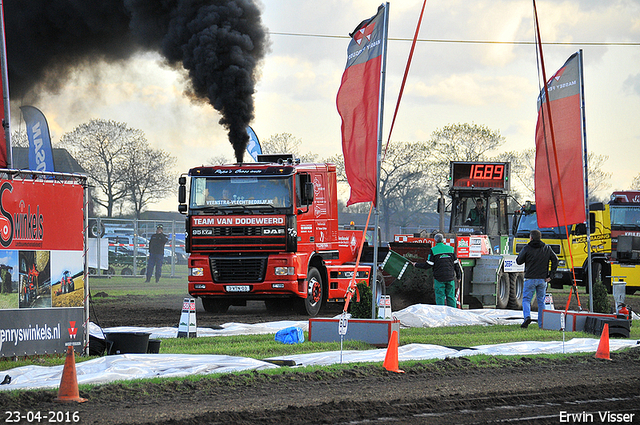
[337,5,386,207]
[534,52,585,228]
[0,176,86,357]
[0,179,84,250]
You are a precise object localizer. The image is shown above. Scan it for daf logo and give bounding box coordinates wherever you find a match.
[264,228,285,235]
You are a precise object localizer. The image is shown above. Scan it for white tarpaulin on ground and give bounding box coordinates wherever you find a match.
[1,304,637,391]
[89,305,532,339]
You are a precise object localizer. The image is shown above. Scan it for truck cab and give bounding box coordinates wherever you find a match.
[178,154,371,316]
[609,191,640,294]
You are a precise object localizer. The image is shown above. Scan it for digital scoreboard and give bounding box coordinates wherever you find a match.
[450,162,509,190]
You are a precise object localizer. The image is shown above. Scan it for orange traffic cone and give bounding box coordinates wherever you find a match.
[54,346,88,403]
[383,330,404,373]
[595,323,611,360]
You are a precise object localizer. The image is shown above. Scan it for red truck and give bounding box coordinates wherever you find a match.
[178,154,373,316]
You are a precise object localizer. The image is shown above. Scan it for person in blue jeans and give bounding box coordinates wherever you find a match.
[516,229,558,328]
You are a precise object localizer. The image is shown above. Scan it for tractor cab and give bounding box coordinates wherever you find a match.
[448,162,511,254]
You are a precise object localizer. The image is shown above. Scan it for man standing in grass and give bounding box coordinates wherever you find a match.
[413,233,462,307]
[516,229,558,329]
[146,225,169,283]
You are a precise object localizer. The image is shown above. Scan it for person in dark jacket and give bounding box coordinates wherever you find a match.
[146,225,169,283]
[413,233,462,307]
[516,229,558,328]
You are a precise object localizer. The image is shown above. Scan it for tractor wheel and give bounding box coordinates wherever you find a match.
[507,272,524,310]
[496,270,510,309]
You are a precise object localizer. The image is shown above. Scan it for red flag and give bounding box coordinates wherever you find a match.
[336,5,386,206]
[534,52,585,228]
[0,2,8,169]
[0,81,6,168]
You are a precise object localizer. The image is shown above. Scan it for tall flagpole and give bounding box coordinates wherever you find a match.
[0,1,11,168]
[371,2,389,319]
[578,49,593,310]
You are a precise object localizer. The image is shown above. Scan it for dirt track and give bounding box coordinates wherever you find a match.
[2,284,639,424]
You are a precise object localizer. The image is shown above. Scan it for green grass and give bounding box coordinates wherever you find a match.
[2,321,636,373]
[2,282,638,382]
[89,274,188,297]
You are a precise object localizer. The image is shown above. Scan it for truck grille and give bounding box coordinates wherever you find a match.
[214,227,262,236]
[192,226,286,251]
[209,256,267,283]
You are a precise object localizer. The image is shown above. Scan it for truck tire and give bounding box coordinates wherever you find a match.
[301,267,324,316]
[507,272,524,310]
[202,298,230,313]
[496,271,510,309]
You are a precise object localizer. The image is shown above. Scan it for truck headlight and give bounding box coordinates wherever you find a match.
[275,266,295,276]
[190,267,204,277]
[557,260,566,268]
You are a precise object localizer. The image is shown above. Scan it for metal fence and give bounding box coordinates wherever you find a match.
[87,218,187,278]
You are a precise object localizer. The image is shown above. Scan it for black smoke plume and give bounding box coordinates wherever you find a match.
[4,0,269,163]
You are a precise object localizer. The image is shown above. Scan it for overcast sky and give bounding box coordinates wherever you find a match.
[20,0,640,211]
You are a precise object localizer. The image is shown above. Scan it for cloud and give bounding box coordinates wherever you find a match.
[410,74,533,108]
[624,74,640,96]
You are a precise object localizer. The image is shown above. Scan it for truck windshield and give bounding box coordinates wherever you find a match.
[610,205,640,230]
[190,176,293,209]
[516,212,565,238]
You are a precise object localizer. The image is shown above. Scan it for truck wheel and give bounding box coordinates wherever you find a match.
[301,267,324,316]
[496,271,510,309]
[507,272,524,310]
[202,298,230,313]
[121,267,133,276]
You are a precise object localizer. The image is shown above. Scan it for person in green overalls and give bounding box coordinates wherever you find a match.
[466,198,485,226]
[413,233,462,307]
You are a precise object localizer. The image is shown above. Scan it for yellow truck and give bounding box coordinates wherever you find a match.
[609,191,640,294]
[512,201,611,290]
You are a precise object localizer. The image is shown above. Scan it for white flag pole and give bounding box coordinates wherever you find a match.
[371,2,389,319]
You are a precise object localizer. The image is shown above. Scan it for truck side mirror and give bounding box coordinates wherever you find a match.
[304,181,314,203]
[178,176,187,207]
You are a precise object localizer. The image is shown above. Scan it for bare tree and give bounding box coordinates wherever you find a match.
[207,154,231,165]
[123,139,177,219]
[509,149,610,202]
[262,133,318,162]
[59,119,177,217]
[586,153,611,200]
[425,123,506,187]
[10,130,28,148]
[327,141,436,240]
[59,119,132,217]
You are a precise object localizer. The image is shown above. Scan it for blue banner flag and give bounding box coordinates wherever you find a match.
[246,126,261,161]
[20,106,55,172]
